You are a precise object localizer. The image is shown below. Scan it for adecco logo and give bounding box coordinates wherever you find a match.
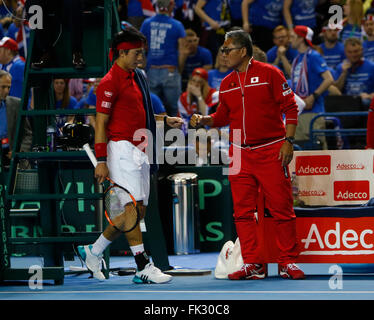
[334,181,370,201]
[301,222,374,251]
[295,155,331,176]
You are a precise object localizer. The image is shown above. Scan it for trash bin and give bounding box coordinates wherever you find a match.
[167,173,200,255]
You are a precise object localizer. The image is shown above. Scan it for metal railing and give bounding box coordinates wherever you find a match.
[308,111,368,149]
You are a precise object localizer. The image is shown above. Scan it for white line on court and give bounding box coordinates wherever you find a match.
[1,290,374,295]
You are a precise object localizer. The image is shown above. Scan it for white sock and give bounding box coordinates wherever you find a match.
[130,244,145,256]
[91,234,112,256]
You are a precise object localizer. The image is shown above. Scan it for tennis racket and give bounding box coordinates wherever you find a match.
[83,143,140,233]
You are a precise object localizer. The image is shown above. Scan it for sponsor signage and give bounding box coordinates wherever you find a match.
[334,181,369,201]
[261,216,374,263]
[296,155,331,176]
[289,150,374,206]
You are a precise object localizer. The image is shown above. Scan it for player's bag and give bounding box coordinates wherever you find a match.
[214,238,243,279]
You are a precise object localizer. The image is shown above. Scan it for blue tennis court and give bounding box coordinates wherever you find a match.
[1,253,374,301]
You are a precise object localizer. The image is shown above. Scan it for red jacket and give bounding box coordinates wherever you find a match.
[210,59,298,145]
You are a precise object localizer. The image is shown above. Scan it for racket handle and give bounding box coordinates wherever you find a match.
[83,143,98,168]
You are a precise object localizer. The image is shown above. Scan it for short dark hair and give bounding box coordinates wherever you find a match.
[111,26,147,60]
[225,30,253,58]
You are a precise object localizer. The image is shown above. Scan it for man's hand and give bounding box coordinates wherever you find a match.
[95,163,109,184]
[210,20,220,30]
[278,141,294,166]
[190,114,204,127]
[277,45,286,57]
[342,59,352,72]
[303,95,314,110]
[166,116,184,128]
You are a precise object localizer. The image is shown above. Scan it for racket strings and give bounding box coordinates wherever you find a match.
[104,185,140,233]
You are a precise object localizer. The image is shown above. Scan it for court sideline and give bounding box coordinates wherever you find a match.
[1,253,374,300]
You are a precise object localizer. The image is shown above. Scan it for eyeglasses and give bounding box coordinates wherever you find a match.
[220,47,243,55]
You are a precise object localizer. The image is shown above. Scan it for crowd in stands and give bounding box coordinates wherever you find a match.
[3,0,374,168]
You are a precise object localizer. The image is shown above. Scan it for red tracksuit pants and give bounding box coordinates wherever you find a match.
[228,141,299,264]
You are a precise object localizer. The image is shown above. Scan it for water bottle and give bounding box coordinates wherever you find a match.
[1,137,10,167]
[46,125,56,152]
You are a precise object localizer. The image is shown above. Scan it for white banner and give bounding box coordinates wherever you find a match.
[289,150,374,206]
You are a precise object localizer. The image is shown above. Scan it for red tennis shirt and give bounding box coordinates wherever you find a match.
[96,62,146,145]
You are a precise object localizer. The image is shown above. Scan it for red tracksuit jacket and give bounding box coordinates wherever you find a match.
[210,59,298,145]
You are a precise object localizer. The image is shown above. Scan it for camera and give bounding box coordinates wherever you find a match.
[59,122,94,148]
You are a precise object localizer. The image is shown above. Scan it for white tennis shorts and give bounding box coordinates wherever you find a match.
[107,140,150,206]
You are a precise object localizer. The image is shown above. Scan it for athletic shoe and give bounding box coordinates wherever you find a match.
[278,263,305,279]
[77,245,106,281]
[133,262,172,284]
[228,263,266,280]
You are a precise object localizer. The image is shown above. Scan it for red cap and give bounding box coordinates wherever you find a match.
[293,26,314,47]
[192,67,208,81]
[0,37,18,51]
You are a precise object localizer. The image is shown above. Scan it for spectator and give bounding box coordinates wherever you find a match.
[290,26,334,149]
[340,0,364,42]
[178,67,217,134]
[0,37,24,99]
[241,0,284,52]
[75,78,101,129]
[363,11,374,62]
[333,37,374,105]
[126,0,152,30]
[173,0,201,32]
[53,78,78,136]
[151,92,167,115]
[208,45,232,90]
[7,4,31,60]
[0,0,16,27]
[194,0,226,61]
[283,0,319,34]
[7,22,29,59]
[140,0,186,116]
[366,95,374,149]
[179,28,213,91]
[266,25,298,78]
[319,22,346,70]
[0,70,32,169]
[69,79,85,102]
[228,0,243,27]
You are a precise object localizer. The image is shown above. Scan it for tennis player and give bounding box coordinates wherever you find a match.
[191,29,305,280]
[78,26,183,283]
